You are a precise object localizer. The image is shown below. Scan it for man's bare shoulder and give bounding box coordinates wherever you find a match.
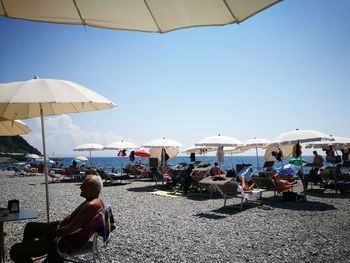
[83,198,104,211]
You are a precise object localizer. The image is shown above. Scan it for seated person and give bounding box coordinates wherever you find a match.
[274,173,297,192]
[66,160,80,176]
[10,175,105,263]
[210,162,225,177]
[305,151,324,186]
[237,166,256,191]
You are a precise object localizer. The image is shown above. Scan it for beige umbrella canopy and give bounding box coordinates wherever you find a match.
[0,77,116,222]
[0,117,31,136]
[0,0,282,33]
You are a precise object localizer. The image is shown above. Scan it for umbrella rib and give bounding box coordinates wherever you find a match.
[222,0,240,23]
[143,0,162,33]
[0,0,8,17]
[72,0,86,26]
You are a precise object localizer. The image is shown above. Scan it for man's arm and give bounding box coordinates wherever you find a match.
[54,202,102,237]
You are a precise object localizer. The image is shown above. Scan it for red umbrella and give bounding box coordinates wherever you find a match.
[134,149,150,158]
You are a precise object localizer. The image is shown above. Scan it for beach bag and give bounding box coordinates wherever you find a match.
[282,191,297,202]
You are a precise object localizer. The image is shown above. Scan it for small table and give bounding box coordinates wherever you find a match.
[0,208,38,263]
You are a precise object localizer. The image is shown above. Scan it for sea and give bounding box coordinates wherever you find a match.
[1,155,314,173]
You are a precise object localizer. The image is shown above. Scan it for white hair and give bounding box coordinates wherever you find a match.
[85,175,103,194]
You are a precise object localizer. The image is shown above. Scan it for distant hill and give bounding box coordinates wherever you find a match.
[0,136,41,155]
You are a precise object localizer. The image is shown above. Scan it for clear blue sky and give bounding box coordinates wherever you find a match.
[1,0,349,157]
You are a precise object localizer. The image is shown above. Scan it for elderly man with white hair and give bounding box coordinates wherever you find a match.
[10,175,105,263]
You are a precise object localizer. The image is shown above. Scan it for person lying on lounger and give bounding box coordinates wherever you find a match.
[10,175,105,263]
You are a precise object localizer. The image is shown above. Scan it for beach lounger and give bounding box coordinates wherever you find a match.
[97,169,128,186]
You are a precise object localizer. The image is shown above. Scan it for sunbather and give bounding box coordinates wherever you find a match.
[274,174,297,192]
[10,175,105,263]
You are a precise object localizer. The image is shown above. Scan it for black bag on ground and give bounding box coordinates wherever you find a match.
[282,191,297,202]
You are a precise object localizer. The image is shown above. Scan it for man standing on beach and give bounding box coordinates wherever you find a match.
[10,175,105,263]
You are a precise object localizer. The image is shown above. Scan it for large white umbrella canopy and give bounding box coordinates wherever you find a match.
[0,0,282,33]
[306,136,350,150]
[0,77,116,222]
[243,137,271,170]
[74,143,104,165]
[0,118,31,136]
[273,129,331,144]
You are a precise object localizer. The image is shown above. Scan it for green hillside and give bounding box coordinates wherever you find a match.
[0,136,41,155]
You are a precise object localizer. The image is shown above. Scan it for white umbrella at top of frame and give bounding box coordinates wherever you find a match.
[0,0,282,33]
[0,77,116,222]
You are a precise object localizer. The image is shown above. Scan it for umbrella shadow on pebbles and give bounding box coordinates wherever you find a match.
[306,189,350,199]
[127,185,158,193]
[263,197,336,212]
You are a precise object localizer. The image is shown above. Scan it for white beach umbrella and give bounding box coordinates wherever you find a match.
[182,145,215,155]
[195,135,243,147]
[104,140,139,174]
[306,136,350,150]
[224,146,248,169]
[273,129,332,194]
[143,138,183,149]
[273,129,331,145]
[104,140,139,150]
[0,0,282,33]
[0,118,31,136]
[195,134,243,167]
[182,145,216,162]
[142,138,183,174]
[73,143,104,165]
[264,144,293,162]
[243,137,271,170]
[0,77,116,222]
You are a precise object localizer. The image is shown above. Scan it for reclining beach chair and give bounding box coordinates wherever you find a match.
[97,169,124,186]
[57,206,116,263]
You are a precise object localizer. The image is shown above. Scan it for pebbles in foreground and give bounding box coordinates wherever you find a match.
[1,173,350,263]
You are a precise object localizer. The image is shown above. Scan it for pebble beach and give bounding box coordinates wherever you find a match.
[1,171,350,263]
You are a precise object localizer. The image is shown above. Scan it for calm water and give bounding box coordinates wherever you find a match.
[28,155,314,173]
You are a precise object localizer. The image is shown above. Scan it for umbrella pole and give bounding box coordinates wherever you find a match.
[89,150,92,167]
[255,145,260,171]
[40,108,50,222]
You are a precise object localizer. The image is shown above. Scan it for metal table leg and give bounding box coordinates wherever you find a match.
[0,222,5,263]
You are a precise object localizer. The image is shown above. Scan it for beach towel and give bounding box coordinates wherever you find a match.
[151,190,183,198]
[237,185,262,201]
